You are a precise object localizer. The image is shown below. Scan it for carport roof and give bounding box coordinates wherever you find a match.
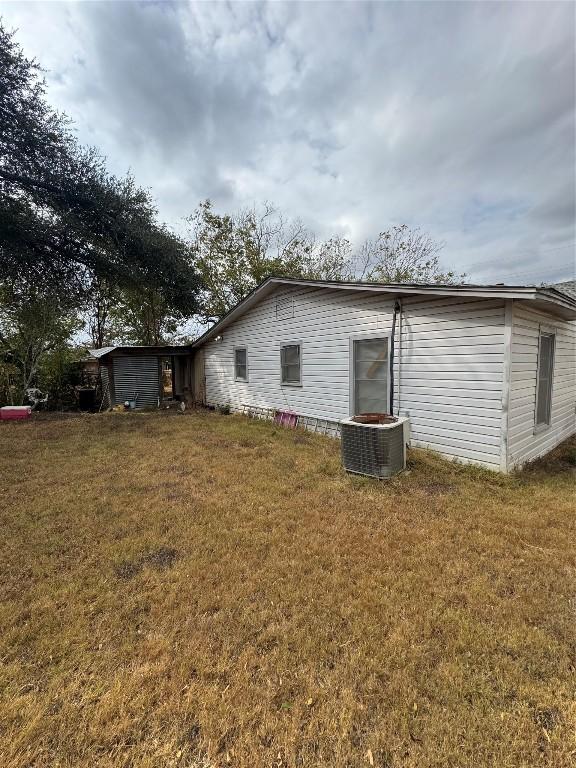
[89,345,192,358]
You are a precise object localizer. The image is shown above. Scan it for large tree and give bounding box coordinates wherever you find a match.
[107,287,183,346]
[188,200,464,323]
[354,224,465,284]
[188,200,356,323]
[0,23,201,313]
[0,23,203,402]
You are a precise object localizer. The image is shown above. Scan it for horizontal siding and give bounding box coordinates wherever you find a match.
[507,304,576,468]
[202,287,506,470]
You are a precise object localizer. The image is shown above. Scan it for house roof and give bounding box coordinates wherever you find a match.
[553,280,576,301]
[89,346,116,358]
[192,277,576,348]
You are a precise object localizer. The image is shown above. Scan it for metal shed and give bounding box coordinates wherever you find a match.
[90,346,195,410]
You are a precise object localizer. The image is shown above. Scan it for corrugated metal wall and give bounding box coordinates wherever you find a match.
[112,356,160,408]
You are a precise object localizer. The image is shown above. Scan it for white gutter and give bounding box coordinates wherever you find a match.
[192,277,576,348]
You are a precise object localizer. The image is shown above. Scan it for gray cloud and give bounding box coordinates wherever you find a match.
[2,0,574,284]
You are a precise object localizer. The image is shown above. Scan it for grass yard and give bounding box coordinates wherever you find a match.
[0,411,575,768]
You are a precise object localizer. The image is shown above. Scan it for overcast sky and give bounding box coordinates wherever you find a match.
[2,1,575,284]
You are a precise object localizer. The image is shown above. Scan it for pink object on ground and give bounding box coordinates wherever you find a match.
[0,406,32,421]
[274,410,298,428]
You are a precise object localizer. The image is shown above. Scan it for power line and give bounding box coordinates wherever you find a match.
[497,260,574,280]
[469,255,574,284]
[534,243,575,256]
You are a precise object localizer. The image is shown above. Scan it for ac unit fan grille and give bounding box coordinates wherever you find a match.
[341,421,405,478]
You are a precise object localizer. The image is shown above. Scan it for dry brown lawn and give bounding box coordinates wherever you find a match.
[0,410,574,768]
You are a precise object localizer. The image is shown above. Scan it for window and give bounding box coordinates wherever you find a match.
[280,344,301,385]
[535,332,555,428]
[234,347,248,381]
[353,337,389,414]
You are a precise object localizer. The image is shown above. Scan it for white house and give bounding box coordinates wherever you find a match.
[191,278,576,472]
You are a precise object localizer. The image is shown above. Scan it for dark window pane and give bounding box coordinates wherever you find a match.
[282,345,300,365]
[282,364,300,383]
[235,349,247,380]
[281,345,301,383]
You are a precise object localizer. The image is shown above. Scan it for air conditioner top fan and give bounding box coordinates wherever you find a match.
[341,415,409,479]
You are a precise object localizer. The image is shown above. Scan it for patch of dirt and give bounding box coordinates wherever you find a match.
[533,706,562,731]
[114,560,142,580]
[179,722,201,749]
[141,546,179,571]
[520,439,576,477]
[114,546,179,579]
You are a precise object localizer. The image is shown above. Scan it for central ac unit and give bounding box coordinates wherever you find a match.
[340,415,409,479]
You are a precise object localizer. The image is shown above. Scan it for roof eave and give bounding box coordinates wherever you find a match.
[192,277,576,347]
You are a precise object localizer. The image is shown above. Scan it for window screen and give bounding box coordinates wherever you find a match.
[234,348,247,381]
[535,333,555,426]
[354,337,389,414]
[281,344,301,384]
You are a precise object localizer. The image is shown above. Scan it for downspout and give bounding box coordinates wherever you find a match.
[389,299,402,415]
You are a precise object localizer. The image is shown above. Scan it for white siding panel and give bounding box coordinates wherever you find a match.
[507,304,576,468]
[202,287,507,470]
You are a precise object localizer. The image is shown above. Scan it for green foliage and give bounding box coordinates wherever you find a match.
[36,345,86,410]
[188,200,310,323]
[108,287,182,346]
[0,287,80,405]
[188,202,464,323]
[84,276,122,349]
[188,200,359,322]
[83,279,184,347]
[0,23,201,315]
[0,23,203,396]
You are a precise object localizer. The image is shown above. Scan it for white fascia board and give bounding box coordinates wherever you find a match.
[192,277,576,348]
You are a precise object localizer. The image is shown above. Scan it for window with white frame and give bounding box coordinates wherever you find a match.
[353,336,389,414]
[280,344,301,385]
[535,331,555,428]
[234,347,248,381]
